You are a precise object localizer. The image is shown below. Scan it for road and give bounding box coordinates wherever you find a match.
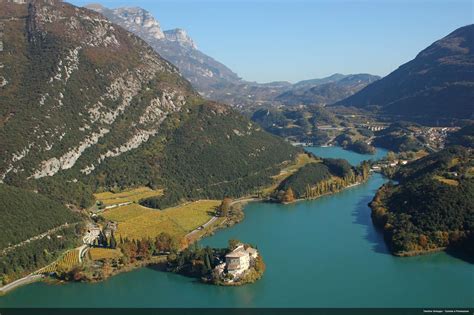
[185,216,219,238]
[77,244,89,263]
[0,244,89,294]
[185,197,260,239]
[1,223,74,256]
[0,274,44,295]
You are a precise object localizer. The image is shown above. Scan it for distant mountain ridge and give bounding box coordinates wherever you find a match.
[276,74,380,106]
[336,25,474,122]
[85,4,379,110]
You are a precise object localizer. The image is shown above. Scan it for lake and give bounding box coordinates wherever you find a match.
[1,147,472,308]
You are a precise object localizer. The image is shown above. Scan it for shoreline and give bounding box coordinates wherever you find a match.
[394,247,447,257]
[279,180,367,205]
[0,274,44,295]
[0,150,377,293]
[0,180,371,294]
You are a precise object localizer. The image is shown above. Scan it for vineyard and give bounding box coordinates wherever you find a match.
[102,200,220,240]
[35,249,80,275]
[94,187,164,207]
[89,248,123,261]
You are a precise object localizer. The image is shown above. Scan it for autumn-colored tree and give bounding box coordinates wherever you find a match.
[418,234,428,248]
[138,239,151,259]
[102,261,113,277]
[180,237,189,250]
[282,188,295,203]
[155,232,177,253]
[120,240,138,261]
[219,197,232,217]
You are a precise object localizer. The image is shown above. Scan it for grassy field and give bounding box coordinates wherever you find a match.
[94,187,164,207]
[102,200,220,240]
[89,248,123,261]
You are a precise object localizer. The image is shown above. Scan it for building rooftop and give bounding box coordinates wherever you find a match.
[226,251,248,258]
[245,247,258,255]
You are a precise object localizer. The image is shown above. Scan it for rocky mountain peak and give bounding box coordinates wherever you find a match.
[86,3,242,96]
[85,4,165,40]
[114,7,165,40]
[164,28,197,49]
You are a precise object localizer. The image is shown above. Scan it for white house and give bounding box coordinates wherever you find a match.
[224,244,258,277]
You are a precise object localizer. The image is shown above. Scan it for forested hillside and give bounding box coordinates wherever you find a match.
[447,124,474,148]
[0,0,299,282]
[372,123,425,153]
[370,146,474,259]
[275,158,370,201]
[87,101,299,208]
[0,184,83,283]
[0,0,298,209]
[336,25,474,123]
[0,184,81,250]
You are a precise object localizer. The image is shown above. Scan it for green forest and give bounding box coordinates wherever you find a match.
[0,225,81,284]
[0,184,84,283]
[275,158,370,200]
[0,184,82,250]
[372,123,425,153]
[370,146,474,259]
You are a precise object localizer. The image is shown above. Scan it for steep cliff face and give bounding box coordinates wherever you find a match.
[336,25,474,122]
[163,28,197,49]
[85,4,242,96]
[0,0,298,205]
[0,0,195,183]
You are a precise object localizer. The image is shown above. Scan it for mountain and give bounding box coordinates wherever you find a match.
[0,0,298,207]
[336,25,474,122]
[276,74,380,106]
[292,73,349,89]
[446,124,474,148]
[84,5,380,111]
[84,4,243,96]
[85,4,296,109]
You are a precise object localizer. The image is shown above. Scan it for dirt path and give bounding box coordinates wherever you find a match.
[1,223,73,256]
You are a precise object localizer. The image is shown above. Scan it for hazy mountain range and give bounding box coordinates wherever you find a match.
[85,4,380,109]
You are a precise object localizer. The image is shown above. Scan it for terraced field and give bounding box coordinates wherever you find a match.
[94,187,164,207]
[36,249,80,274]
[89,248,123,261]
[102,200,220,240]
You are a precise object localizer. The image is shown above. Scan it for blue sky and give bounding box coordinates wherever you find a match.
[70,0,473,83]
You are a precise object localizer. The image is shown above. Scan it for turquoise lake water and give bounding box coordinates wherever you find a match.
[1,147,472,308]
